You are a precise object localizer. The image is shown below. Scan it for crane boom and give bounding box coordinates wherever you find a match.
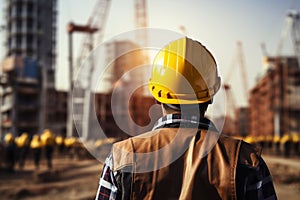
[277,10,300,66]
[134,0,148,46]
[75,0,112,76]
[224,41,249,105]
[289,10,300,66]
[70,0,150,139]
[237,41,249,100]
[68,0,112,139]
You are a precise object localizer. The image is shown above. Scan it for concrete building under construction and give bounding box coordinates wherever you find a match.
[4,0,57,68]
[249,56,300,137]
[0,0,60,138]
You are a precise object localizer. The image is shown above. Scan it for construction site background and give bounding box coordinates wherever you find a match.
[0,0,300,199]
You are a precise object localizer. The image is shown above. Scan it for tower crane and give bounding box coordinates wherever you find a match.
[223,41,249,115]
[69,0,149,139]
[236,41,249,101]
[74,0,112,78]
[67,0,112,138]
[222,41,249,135]
[134,0,148,47]
[277,10,300,66]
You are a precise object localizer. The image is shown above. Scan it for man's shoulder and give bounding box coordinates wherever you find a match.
[218,134,261,168]
[112,129,165,171]
[238,140,261,168]
[113,129,160,148]
[113,128,182,150]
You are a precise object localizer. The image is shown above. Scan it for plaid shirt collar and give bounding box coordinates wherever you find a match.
[152,113,218,132]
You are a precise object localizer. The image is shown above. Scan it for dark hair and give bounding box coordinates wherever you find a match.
[162,101,211,116]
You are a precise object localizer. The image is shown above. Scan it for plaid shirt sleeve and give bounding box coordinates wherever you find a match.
[95,154,119,200]
[237,157,277,200]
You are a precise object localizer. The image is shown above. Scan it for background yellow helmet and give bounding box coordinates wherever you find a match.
[149,37,221,104]
[41,129,55,146]
[4,133,14,144]
[30,135,42,149]
[15,132,29,147]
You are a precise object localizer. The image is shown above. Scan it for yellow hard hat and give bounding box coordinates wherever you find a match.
[55,136,64,145]
[16,132,29,147]
[64,137,77,147]
[148,37,221,104]
[273,135,280,143]
[4,133,14,144]
[244,135,256,144]
[42,129,52,135]
[41,129,55,146]
[280,133,291,144]
[30,135,42,149]
[292,132,300,143]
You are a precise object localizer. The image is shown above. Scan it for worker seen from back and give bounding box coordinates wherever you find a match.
[281,133,292,157]
[55,135,65,154]
[273,135,281,154]
[4,133,16,172]
[95,37,277,199]
[41,129,55,169]
[292,132,299,155]
[30,134,42,170]
[15,132,30,170]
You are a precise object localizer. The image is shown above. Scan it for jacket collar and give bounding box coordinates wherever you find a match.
[152,113,218,132]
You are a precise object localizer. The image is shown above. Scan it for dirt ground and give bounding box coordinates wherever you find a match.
[0,154,299,200]
[0,157,102,200]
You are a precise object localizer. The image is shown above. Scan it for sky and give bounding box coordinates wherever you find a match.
[0,0,299,107]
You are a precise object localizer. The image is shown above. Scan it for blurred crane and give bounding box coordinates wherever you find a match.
[69,0,149,139]
[67,0,112,138]
[74,0,112,77]
[222,41,249,135]
[223,41,249,116]
[134,0,148,46]
[237,41,249,101]
[277,10,300,66]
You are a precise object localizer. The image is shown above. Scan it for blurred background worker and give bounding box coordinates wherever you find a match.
[96,37,277,200]
[15,132,30,170]
[292,132,300,156]
[30,134,42,170]
[4,133,16,172]
[273,135,281,155]
[55,135,65,155]
[41,129,55,170]
[281,133,292,158]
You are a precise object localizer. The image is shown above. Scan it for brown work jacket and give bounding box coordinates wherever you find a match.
[112,128,260,200]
